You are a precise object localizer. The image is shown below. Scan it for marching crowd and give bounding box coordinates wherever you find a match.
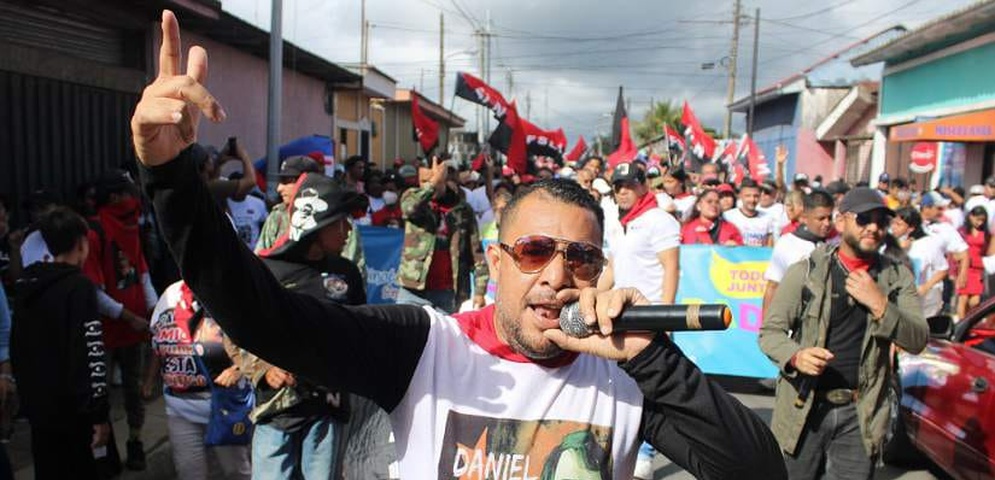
[0,13,989,480]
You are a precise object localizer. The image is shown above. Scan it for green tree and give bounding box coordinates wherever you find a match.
[634,100,682,145]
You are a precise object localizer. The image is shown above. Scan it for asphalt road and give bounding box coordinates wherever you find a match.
[647,376,951,480]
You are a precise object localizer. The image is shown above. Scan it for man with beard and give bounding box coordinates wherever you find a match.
[129,11,786,479]
[599,162,680,479]
[759,187,928,479]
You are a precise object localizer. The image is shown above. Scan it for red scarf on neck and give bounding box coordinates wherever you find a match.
[838,248,875,272]
[620,192,658,228]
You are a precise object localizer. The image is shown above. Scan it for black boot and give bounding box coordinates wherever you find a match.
[125,439,146,470]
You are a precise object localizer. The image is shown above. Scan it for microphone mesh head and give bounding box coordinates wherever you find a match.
[558,303,592,338]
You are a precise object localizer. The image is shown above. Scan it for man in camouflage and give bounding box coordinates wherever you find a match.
[396,156,487,313]
[255,156,324,253]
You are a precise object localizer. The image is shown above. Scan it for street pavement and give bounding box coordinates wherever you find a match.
[4,376,950,479]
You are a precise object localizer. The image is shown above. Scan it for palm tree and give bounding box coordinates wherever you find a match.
[634,100,682,144]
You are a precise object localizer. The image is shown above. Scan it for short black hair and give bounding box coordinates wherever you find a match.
[501,179,604,241]
[739,178,761,192]
[803,190,835,211]
[39,206,89,256]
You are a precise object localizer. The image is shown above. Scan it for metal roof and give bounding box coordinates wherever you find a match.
[852,0,995,66]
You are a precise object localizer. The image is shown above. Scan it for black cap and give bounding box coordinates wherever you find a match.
[611,162,646,185]
[838,187,892,215]
[262,173,366,258]
[279,155,323,179]
[666,166,688,183]
[825,180,851,196]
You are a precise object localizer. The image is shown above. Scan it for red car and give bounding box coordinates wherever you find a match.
[885,297,995,479]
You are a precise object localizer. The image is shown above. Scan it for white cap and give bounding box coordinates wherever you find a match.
[592,178,612,195]
[970,184,985,195]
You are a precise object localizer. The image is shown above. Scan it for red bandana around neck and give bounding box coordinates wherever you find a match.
[838,248,875,272]
[619,192,658,228]
[453,305,578,368]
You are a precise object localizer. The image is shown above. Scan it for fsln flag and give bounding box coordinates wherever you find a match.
[681,101,717,163]
[606,116,638,169]
[663,125,685,154]
[410,92,439,153]
[565,136,588,162]
[455,71,511,120]
[736,134,772,183]
[611,86,627,152]
[487,100,528,175]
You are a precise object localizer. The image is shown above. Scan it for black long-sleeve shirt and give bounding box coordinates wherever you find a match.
[141,147,786,479]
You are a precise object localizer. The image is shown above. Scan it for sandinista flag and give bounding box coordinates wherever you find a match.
[455,72,511,121]
[717,139,744,185]
[410,93,439,153]
[664,125,685,154]
[524,121,567,159]
[565,136,588,162]
[487,100,528,175]
[606,116,638,169]
[736,134,771,182]
[681,102,716,161]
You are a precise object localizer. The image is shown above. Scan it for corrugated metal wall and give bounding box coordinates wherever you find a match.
[1,71,138,225]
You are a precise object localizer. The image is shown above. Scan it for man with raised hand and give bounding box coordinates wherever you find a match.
[131,11,785,479]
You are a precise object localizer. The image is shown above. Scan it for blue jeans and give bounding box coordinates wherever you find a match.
[395,287,456,314]
[252,417,340,480]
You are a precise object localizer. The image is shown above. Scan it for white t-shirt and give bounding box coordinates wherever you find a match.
[764,232,818,283]
[607,208,681,303]
[907,235,949,318]
[672,194,696,222]
[943,207,965,230]
[758,203,786,236]
[150,282,211,424]
[723,208,774,247]
[461,186,493,231]
[226,195,268,250]
[654,192,675,213]
[924,221,968,254]
[20,230,52,267]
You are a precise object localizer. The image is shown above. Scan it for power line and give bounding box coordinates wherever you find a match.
[768,0,859,21]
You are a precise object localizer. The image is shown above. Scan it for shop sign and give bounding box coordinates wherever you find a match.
[909,142,938,173]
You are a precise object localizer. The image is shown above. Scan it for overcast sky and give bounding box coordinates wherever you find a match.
[221,0,977,145]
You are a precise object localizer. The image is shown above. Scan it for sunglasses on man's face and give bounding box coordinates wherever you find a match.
[499,235,605,281]
[852,211,892,229]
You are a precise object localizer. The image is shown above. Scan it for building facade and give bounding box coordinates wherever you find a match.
[852,1,995,190]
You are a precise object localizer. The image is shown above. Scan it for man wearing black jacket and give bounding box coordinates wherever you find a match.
[245,173,366,479]
[12,206,110,479]
[131,10,787,479]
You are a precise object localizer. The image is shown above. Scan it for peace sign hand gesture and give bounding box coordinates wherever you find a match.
[131,10,226,167]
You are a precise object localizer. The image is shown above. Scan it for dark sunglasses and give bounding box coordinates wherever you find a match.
[853,211,892,228]
[499,235,605,281]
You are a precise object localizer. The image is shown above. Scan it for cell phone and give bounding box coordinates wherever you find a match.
[227,136,237,153]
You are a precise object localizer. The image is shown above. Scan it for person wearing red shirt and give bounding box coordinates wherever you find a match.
[681,190,743,246]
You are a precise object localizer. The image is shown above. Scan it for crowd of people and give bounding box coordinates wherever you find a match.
[0,10,991,480]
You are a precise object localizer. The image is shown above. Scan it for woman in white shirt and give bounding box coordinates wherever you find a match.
[890,207,949,318]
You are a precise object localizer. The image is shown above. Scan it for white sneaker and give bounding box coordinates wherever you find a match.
[633,456,653,479]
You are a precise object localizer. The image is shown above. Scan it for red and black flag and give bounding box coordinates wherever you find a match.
[681,101,716,170]
[523,121,567,159]
[487,101,528,175]
[455,71,511,120]
[565,136,588,162]
[411,92,440,153]
[607,87,637,168]
[663,125,685,156]
[736,134,771,183]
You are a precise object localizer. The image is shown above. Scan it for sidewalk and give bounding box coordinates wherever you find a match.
[7,387,175,479]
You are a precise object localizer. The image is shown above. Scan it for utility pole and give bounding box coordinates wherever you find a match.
[748,8,761,138]
[438,12,444,103]
[419,69,424,93]
[506,69,514,98]
[476,28,484,140]
[266,0,283,199]
[526,91,532,119]
[360,0,367,67]
[723,0,741,139]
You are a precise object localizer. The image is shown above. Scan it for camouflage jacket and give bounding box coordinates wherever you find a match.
[397,184,488,303]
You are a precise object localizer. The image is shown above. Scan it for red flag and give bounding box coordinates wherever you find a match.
[471,152,486,171]
[663,125,685,153]
[565,136,588,162]
[736,134,771,183]
[455,72,511,120]
[717,139,743,184]
[681,102,716,161]
[523,121,567,158]
[489,101,528,175]
[607,117,637,169]
[411,93,439,153]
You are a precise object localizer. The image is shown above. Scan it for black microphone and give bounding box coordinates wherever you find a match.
[558,303,732,338]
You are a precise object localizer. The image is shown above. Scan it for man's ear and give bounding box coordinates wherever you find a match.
[485,242,501,282]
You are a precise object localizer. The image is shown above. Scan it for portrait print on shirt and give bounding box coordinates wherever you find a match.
[437,410,612,480]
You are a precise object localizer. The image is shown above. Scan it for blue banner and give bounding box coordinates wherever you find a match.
[673,245,778,379]
[358,226,405,304]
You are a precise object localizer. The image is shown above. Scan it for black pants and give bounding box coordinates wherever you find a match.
[784,402,875,480]
[30,420,99,480]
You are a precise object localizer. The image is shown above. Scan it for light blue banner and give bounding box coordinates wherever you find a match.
[358,226,405,304]
[673,245,778,379]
